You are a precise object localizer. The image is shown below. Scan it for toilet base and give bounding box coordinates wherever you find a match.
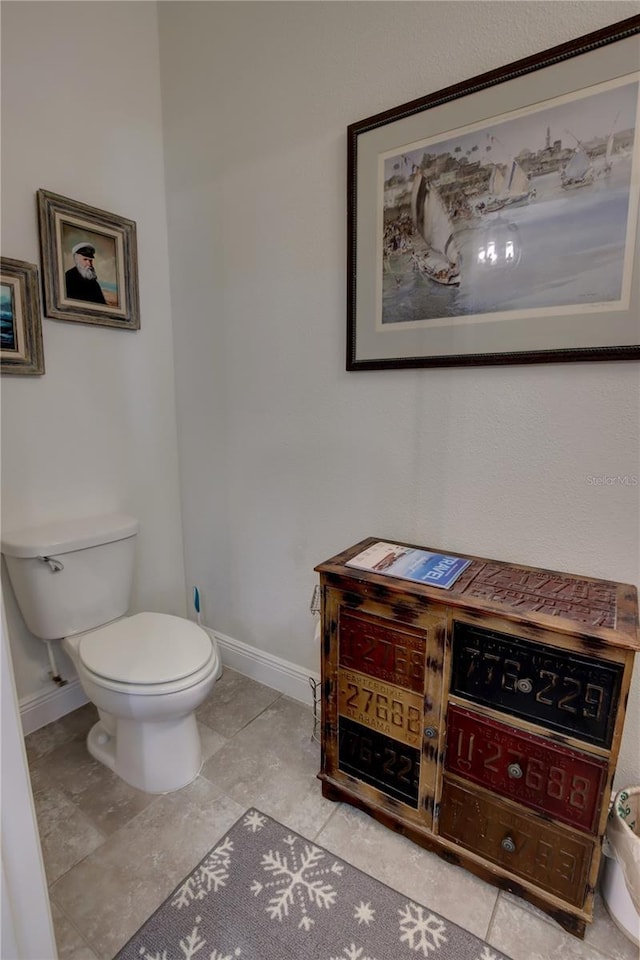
[87,713,203,794]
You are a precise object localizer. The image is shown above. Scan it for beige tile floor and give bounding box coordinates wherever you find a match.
[26,669,638,960]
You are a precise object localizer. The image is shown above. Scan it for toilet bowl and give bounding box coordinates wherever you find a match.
[1,512,222,795]
[63,612,221,793]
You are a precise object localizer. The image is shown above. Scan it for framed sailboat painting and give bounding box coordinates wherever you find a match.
[347,16,640,369]
[1,258,45,376]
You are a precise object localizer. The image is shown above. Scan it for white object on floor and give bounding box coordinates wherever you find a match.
[2,513,221,794]
[601,849,640,946]
[601,786,640,947]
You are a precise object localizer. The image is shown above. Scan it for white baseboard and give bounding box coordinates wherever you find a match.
[19,631,320,734]
[19,678,89,736]
[207,628,320,709]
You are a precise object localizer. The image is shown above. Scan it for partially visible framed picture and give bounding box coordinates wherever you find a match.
[347,16,640,369]
[37,189,140,330]
[1,257,45,376]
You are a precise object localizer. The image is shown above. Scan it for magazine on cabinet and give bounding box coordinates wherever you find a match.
[346,541,471,590]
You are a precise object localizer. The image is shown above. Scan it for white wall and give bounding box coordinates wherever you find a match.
[158,1,640,786]
[1,2,186,702]
[1,1,638,785]
[1,601,56,960]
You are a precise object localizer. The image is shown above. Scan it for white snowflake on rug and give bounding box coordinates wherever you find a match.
[398,902,448,955]
[210,949,242,960]
[138,918,242,960]
[171,837,234,909]
[330,943,380,960]
[475,948,499,960]
[138,921,205,960]
[251,832,343,930]
[243,810,267,833]
[354,901,375,926]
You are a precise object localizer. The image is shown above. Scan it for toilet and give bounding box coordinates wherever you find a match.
[1,513,221,794]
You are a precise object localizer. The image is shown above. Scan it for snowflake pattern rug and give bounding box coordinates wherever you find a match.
[115,808,513,960]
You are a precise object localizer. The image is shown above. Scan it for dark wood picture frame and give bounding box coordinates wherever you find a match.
[1,257,45,376]
[347,16,640,370]
[37,189,140,330]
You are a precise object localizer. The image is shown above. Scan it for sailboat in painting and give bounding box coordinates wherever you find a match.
[603,131,615,175]
[601,112,621,176]
[561,142,595,189]
[411,171,461,286]
[484,157,533,211]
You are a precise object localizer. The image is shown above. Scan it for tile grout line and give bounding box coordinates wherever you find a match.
[311,798,343,844]
[48,889,101,960]
[223,689,284,736]
[484,889,502,945]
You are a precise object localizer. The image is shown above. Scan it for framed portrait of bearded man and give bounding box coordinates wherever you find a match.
[37,189,140,330]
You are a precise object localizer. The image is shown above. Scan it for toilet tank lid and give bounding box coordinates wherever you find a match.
[1,513,139,558]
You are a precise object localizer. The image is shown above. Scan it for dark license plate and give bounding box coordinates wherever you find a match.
[445,705,606,832]
[339,609,425,693]
[338,715,420,807]
[451,623,622,747]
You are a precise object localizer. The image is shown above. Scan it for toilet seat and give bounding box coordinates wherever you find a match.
[77,612,218,694]
[78,649,218,697]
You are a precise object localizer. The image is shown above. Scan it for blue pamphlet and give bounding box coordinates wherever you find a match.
[346,541,471,590]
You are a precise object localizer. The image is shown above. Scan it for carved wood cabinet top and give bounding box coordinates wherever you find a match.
[316,538,639,651]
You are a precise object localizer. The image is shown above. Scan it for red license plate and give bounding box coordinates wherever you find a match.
[445,705,606,832]
[339,609,425,693]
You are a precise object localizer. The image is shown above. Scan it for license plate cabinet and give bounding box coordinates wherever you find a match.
[316,539,638,940]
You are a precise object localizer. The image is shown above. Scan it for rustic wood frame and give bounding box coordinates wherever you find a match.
[347,16,640,369]
[0,257,45,376]
[37,189,140,330]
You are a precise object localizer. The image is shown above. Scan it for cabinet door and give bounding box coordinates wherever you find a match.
[322,590,446,824]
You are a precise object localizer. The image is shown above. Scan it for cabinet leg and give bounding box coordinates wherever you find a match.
[321,781,343,803]
[557,915,586,940]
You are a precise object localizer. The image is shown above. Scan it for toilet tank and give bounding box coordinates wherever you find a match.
[1,513,139,640]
